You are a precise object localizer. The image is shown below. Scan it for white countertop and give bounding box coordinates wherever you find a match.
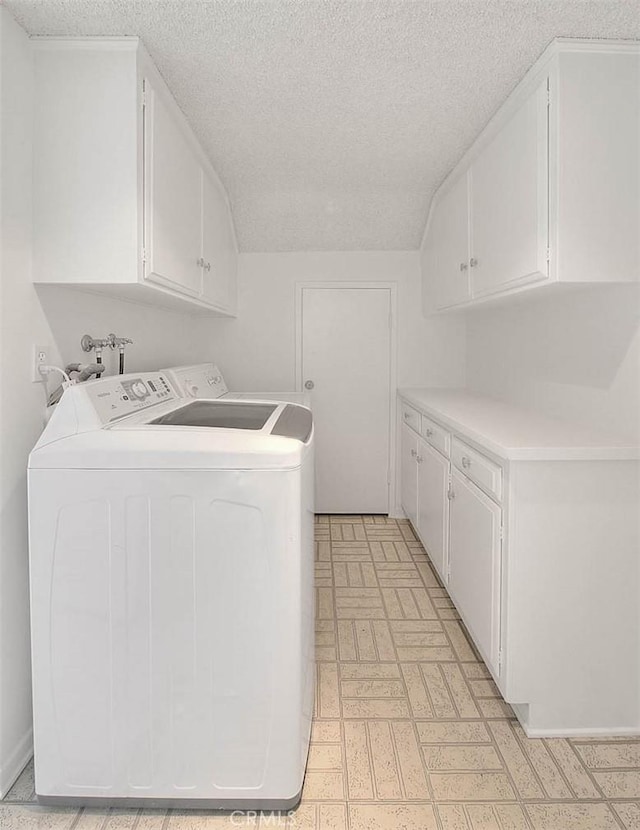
[399,388,640,461]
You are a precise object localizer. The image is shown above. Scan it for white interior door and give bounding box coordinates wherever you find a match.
[300,287,392,514]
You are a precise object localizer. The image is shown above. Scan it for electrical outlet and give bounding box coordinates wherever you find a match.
[32,344,48,382]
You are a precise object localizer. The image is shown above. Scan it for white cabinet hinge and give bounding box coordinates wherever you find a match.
[142,80,147,109]
[141,247,147,265]
[546,247,551,263]
[498,648,503,671]
[499,524,503,540]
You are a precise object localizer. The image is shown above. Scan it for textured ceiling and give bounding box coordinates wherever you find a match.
[5,1,640,251]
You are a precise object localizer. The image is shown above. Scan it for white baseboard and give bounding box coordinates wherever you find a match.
[513,700,640,737]
[521,723,640,738]
[0,728,33,798]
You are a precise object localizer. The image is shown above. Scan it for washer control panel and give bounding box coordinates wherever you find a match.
[88,373,177,423]
[167,364,228,399]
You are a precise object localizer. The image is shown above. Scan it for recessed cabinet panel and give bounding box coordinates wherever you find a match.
[416,438,449,583]
[470,79,549,298]
[432,173,471,310]
[401,424,418,527]
[144,78,203,296]
[448,469,502,677]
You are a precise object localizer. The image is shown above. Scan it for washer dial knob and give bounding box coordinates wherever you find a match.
[130,380,149,400]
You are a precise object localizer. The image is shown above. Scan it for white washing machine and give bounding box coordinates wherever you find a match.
[28,370,314,809]
[166,363,311,408]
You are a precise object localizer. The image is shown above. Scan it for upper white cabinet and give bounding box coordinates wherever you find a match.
[143,76,203,298]
[32,38,238,316]
[422,41,640,314]
[425,172,471,311]
[201,170,237,310]
[469,79,548,299]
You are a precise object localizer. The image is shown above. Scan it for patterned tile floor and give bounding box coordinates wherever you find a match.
[3,515,640,829]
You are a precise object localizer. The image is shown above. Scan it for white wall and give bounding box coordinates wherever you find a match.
[199,251,466,392]
[0,8,44,794]
[0,8,207,794]
[465,284,640,442]
[36,286,208,377]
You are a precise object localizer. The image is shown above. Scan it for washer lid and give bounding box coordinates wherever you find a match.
[150,401,277,430]
[147,400,313,443]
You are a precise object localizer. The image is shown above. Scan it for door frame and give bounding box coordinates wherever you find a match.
[294,281,398,516]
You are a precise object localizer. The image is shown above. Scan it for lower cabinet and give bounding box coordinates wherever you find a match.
[448,468,502,677]
[400,424,418,527]
[399,394,639,734]
[401,410,503,681]
[416,438,449,583]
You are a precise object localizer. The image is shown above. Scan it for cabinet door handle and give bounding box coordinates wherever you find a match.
[425,428,433,437]
[461,456,471,469]
[416,456,423,464]
[470,257,478,268]
[459,262,468,272]
[404,412,410,420]
[197,257,205,268]
[410,449,417,457]
[204,262,212,272]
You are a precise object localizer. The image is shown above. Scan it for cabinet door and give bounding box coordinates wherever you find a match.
[201,170,237,310]
[416,439,449,583]
[431,172,471,310]
[448,469,502,676]
[400,424,418,528]
[143,78,202,296]
[470,79,549,298]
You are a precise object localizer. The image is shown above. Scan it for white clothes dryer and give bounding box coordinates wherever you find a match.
[28,370,314,810]
[165,363,311,408]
